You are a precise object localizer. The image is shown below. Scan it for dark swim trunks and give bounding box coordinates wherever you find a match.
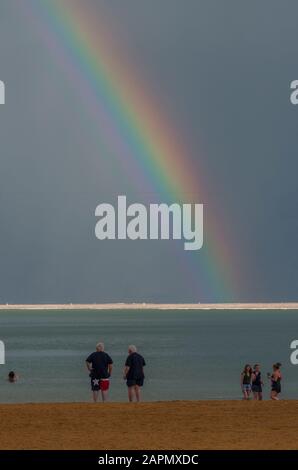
[127,378,144,387]
[271,382,281,394]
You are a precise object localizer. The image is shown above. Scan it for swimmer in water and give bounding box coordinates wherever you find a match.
[7,371,19,383]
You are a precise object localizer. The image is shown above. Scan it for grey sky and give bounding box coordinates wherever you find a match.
[0,0,297,303]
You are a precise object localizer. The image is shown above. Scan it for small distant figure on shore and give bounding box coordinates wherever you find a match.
[7,371,19,383]
[123,345,146,403]
[268,363,282,400]
[252,364,263,400]
[86,342,113,403]
[241,364,252,400]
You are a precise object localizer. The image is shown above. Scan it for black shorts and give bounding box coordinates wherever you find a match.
[271,383,281,394]
[127,378,144,387]
[252,385,262,393]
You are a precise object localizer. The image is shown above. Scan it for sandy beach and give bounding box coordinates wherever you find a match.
[0,401,297,450]
[0,303,298,310]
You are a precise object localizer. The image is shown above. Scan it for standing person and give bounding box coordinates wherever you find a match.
[86,342,113,403]
[252,364,263,400]
[123,345,146,403]
[240,364,252,400]
[268,363,282,400]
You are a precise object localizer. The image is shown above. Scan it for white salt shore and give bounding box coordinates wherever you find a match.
[0,302,297,310]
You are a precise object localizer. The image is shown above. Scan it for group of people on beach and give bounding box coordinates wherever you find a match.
[241,363,282,401]
[86,343,146,403]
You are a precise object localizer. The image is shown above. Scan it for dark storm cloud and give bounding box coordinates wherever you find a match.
[0,0,297,302]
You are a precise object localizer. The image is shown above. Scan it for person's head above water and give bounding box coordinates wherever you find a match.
[96,342,104,352]
[128,345,137,354]
[8,371,17,382]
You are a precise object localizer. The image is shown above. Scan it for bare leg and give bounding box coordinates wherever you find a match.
[93,391,99,403]
[271,391,279,400]
[128,386,135,402]
[101,390,108,402]
[253,392,258,400]
[135,385,141,402]
[258,392,263,401]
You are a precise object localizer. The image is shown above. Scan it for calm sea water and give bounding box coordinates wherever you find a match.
[0,309,297,403]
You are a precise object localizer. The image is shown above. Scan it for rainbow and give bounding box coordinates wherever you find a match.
[23,0,239,300]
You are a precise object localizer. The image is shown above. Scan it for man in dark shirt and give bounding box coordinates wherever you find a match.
[123,345,146,402]
[86,342,113,402]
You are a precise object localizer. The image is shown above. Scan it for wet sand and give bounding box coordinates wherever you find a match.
[0,401,297,450]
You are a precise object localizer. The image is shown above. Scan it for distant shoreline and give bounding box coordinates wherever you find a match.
[0,302,298,310]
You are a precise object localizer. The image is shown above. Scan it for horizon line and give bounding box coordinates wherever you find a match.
[0,302,298,310]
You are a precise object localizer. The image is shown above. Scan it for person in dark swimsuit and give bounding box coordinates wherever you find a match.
[241,364,253,400]
[252,364,263,400]
[268,363,282,400]
[123,345,146,402]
